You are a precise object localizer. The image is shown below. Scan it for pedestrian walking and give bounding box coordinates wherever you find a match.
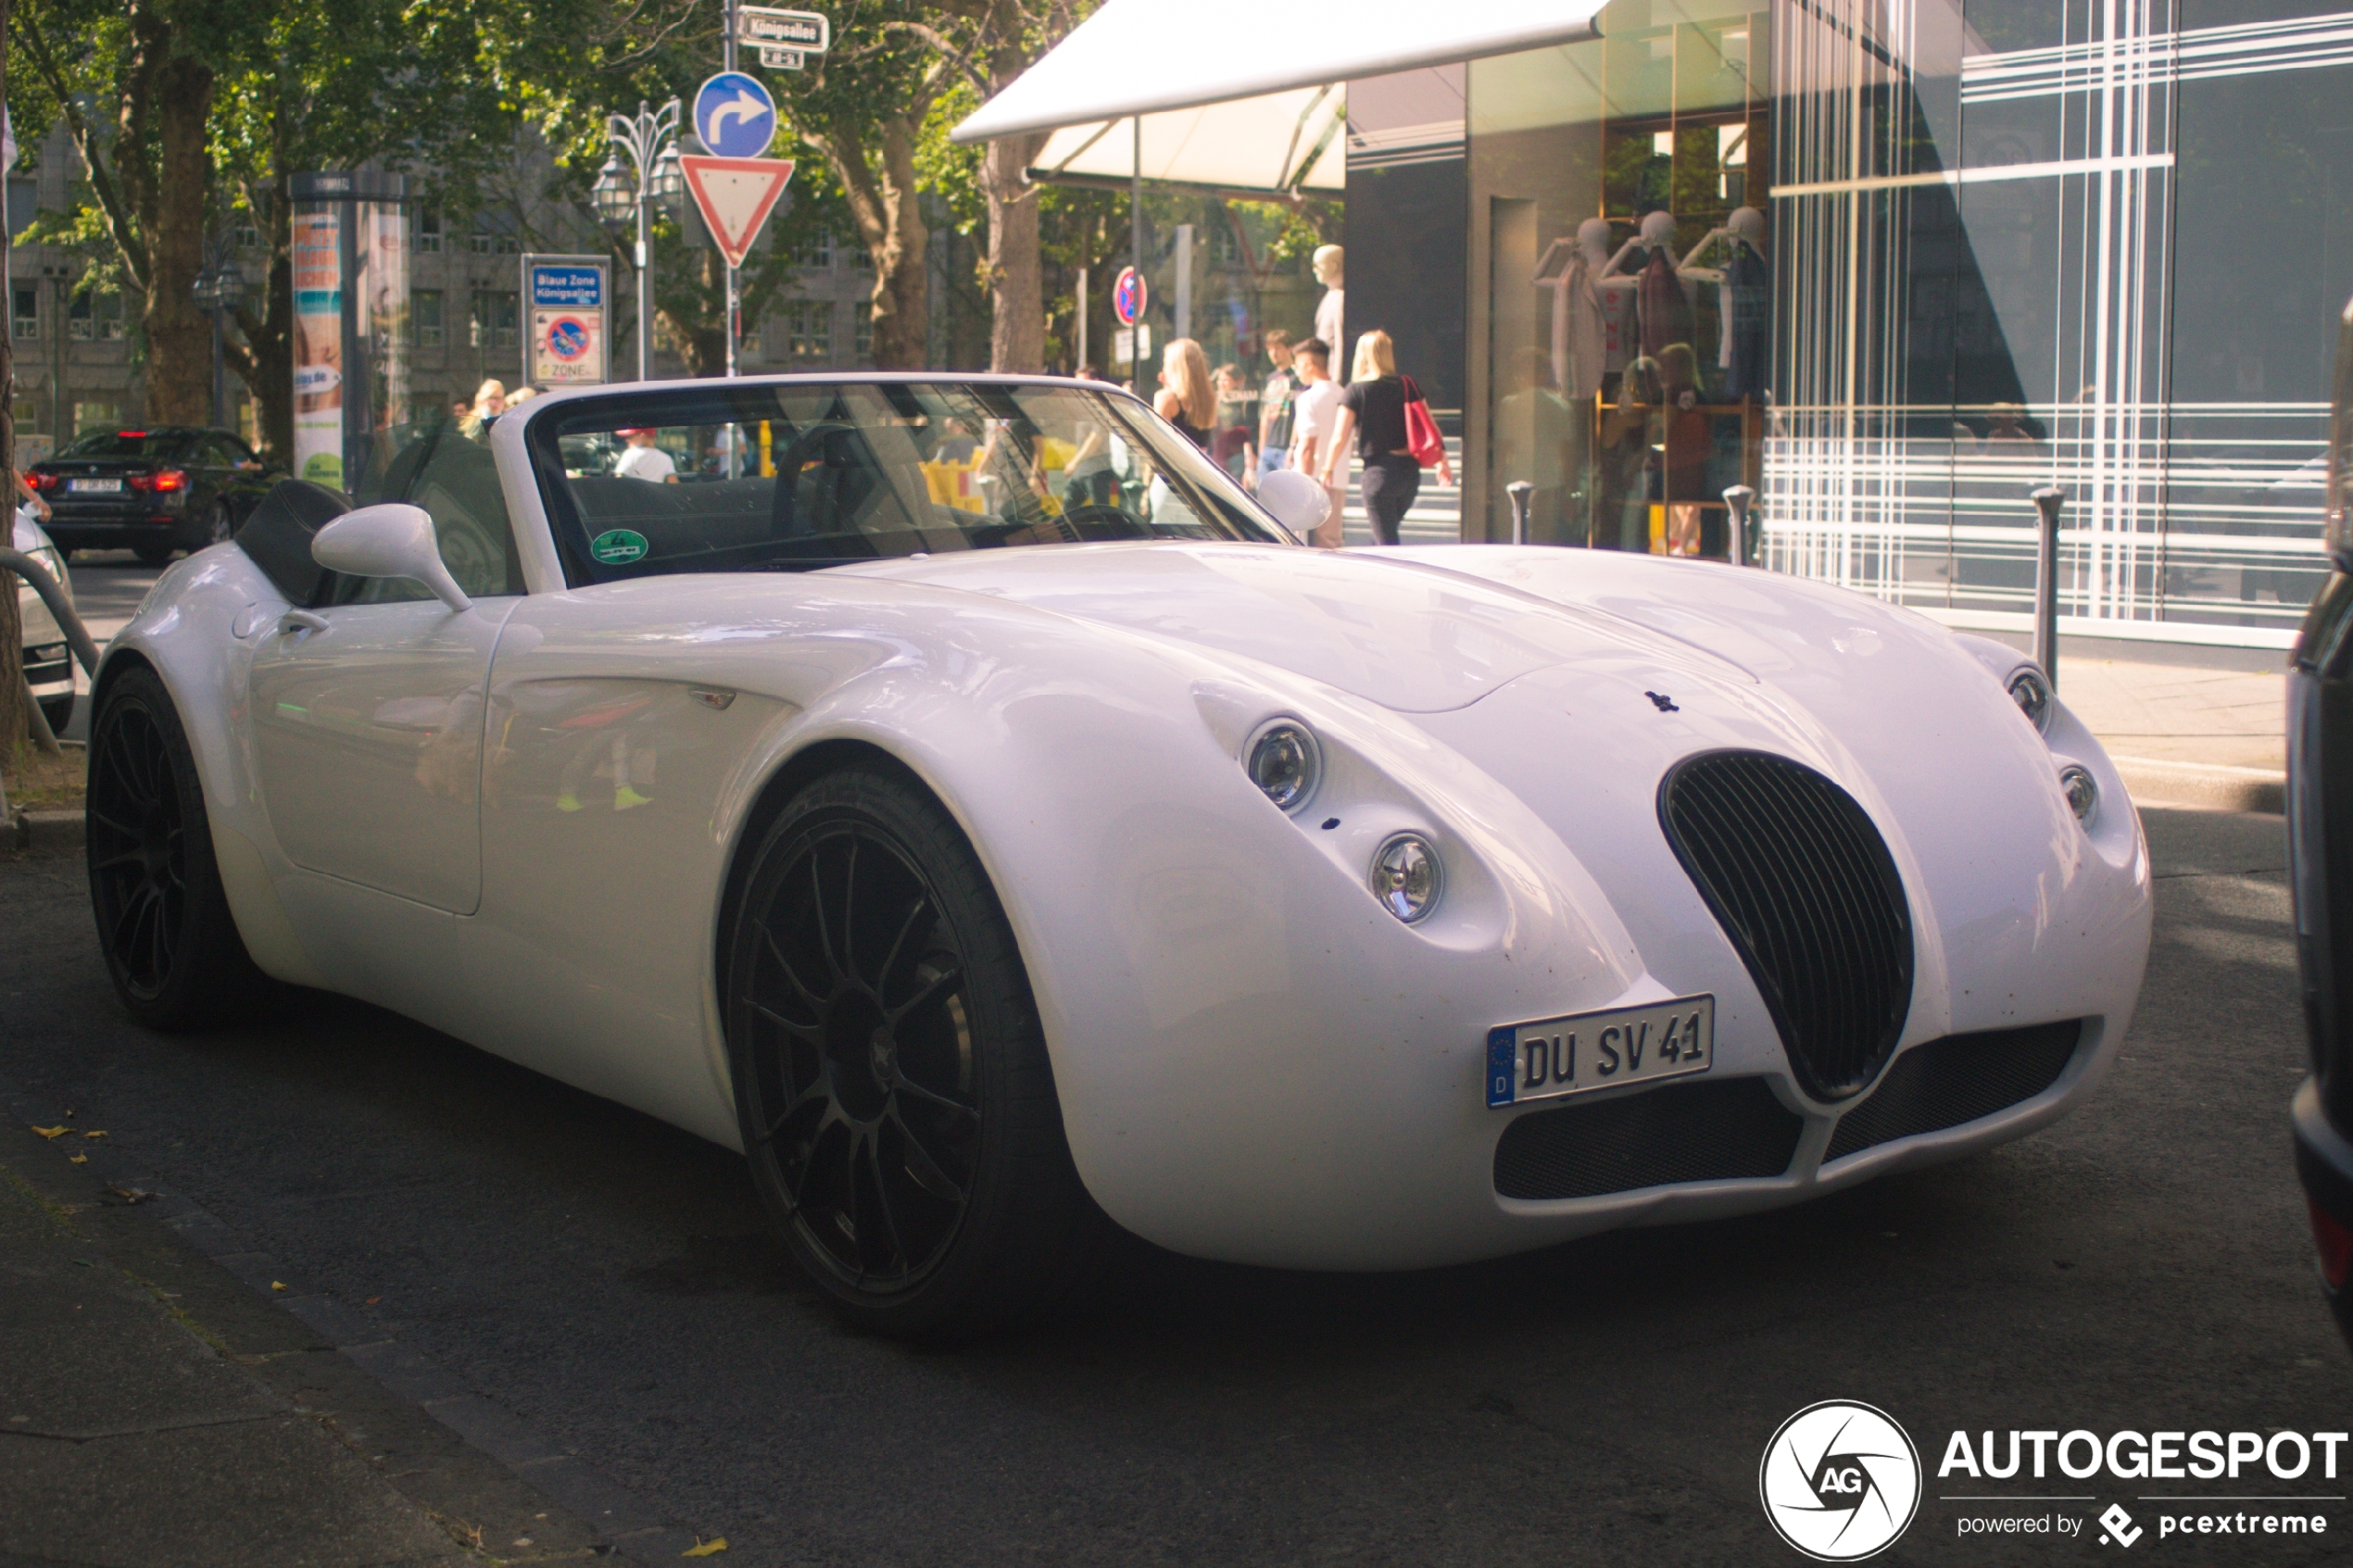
[1256,330,1297,491]
[461,379,508,441]
[1320,330,1452,546]
[1154,338,1215,449]
[1286,336,1346,549]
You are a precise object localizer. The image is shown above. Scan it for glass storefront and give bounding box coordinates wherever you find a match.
[1459,0,2350,646]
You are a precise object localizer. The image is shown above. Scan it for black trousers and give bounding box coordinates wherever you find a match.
[1359,454,1421,546]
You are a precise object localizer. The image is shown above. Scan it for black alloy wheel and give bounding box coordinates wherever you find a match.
[727,765,1109,1337]
[86,666,266,1028]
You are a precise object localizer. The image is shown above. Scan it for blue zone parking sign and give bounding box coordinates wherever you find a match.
[525,258,609,385]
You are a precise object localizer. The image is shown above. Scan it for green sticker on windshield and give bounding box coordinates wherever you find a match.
[590,528,648,565]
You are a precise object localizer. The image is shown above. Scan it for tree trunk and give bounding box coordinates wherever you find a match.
[143,52,215,424]
[658,251,730,379]
[809,118,929,370]
[0,0,25,769]
[981,130,1046,374]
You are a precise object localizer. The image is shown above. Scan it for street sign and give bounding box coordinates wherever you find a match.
[1113,266,1147,326]
[758,45,804,69]
[679,156,796,270]
[1113,324,1151,367]
[523,255,610,385]
[737,6,829,51]
[693,70,777,158]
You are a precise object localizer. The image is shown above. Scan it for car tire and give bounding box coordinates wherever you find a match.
[725,763,1114,1339]
[86,665,270,1030]
[134,546,173,567]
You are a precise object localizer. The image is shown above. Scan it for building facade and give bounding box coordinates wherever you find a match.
[1365,0,2343,648]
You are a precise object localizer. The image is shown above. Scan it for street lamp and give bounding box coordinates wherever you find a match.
[191,250,247,431]
[598,97,683,383]
[40,261,70,444]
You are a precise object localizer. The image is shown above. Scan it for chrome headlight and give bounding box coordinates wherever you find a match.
[2008,668,2053,734]
[2058,764,2097,822]
[1244,719,1322,815]
[1370,833,1443,923]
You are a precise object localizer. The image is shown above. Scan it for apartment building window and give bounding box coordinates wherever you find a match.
[413,290,444,349]
[233,220,259,250]
[67,294,120,341]
[415,209,442,254]
[469,224,495,256]
[472,291,518,351]
[1209,222,1241,268]
[784,299,832,360]
[854,305,872,362]
[7,179,36,241]
[13,286,36,341]
[794,231,834,270]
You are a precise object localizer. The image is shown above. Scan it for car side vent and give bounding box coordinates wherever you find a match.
[1493,1077,1804,1200]
[1659,751,1914,1102]
[1823,1021,2084,1162]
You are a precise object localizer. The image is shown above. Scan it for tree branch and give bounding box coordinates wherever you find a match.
[16,6,150,293]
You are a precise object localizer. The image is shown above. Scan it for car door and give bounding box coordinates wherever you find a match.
[246,427,522,914]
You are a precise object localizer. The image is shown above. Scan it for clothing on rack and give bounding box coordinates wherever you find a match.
[1718,242,1769,399]
[1546,256,1608,399]
[1637,245,1694,362]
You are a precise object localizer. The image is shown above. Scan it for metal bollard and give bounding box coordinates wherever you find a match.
[1506,481,1533,546]
[2030,485,2065,691]
[1722,484,1756,566]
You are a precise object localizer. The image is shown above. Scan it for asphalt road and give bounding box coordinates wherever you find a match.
[1,794,2344,1563]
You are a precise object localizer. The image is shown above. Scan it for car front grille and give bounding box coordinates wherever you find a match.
[1492,1077,1805,1200]
[1659,751,1914,1101]
[1823,1020,2085,1162]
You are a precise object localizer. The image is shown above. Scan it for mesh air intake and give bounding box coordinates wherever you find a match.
[1659,751,1914,1102]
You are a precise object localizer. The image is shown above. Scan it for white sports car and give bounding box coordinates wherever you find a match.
[86,375,2152,1336]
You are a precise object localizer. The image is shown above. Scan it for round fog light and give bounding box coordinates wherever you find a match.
[1370,833,1443,923]
[2059,764,2097,822]
[1245,720,1321,814]
[2008,668,2053,733]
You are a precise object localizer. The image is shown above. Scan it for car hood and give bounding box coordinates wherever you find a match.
[831,543,1746,713]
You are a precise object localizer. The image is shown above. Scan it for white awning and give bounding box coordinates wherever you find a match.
[950,0,1608,144]
[1026,87,1346,198]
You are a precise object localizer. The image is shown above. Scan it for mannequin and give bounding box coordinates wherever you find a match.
[1678,207,1768,398]
[1313,245,1345,376]
[1531,218,1617,398]
[1595,211,1694,364]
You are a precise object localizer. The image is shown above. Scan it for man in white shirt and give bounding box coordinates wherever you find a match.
[1286,338,1345,548]
[613,428,676,483]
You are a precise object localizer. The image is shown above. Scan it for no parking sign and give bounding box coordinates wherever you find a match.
[523,255,610,385]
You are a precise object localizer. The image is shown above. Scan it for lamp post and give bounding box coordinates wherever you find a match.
[191,249,247,431]
[40,261,69,443]
[595,98,684,383]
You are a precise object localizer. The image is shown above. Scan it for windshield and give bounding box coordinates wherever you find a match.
[526,380,1292,582]
[55,429,195,461]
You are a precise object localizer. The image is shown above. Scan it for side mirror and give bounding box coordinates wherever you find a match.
[311,504,473,612]
[1257,467,1330,540]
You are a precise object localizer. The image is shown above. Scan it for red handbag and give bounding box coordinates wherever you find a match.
[1401,374,1445,469]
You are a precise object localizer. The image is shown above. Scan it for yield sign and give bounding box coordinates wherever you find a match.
[679,155,796,269]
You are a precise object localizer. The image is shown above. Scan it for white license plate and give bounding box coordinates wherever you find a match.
[69,477,121,493]
[1487,995,1715,1108]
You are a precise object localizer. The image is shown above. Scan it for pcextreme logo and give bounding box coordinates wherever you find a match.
[1759,1400,1924,1561]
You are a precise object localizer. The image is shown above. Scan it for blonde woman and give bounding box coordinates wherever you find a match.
[460,379,508,441]
[1154,337,1215,449]
[1320,329,1452,546]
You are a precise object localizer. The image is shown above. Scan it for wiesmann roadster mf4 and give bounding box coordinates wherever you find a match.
[85,375,2151,1336]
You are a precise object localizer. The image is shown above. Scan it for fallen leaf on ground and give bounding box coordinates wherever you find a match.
[365,1297,381,1305]
[31,1126,66,1139]
[81,1130,106,1139]
[103,1185,154,1205]
[270,1281,287,1291]
[683,1539,729,1557]
[67,1154,86,1165]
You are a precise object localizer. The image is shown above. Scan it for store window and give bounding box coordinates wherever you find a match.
[1468,5,1768,556]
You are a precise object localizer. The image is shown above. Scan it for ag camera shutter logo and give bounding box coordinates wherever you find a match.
[1759,1400,1922,1561]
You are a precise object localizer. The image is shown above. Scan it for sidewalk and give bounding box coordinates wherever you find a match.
[0,1114,608,1568]
[1997,642,2289,814]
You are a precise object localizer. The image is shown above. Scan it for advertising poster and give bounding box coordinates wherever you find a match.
[361,202,409,445]
[291,206,343,486]
[526,260,608,386]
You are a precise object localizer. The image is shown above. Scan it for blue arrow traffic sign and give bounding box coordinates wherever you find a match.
[694,71,777,158]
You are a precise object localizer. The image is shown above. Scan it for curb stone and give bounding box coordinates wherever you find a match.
[2113,756,2285,816]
